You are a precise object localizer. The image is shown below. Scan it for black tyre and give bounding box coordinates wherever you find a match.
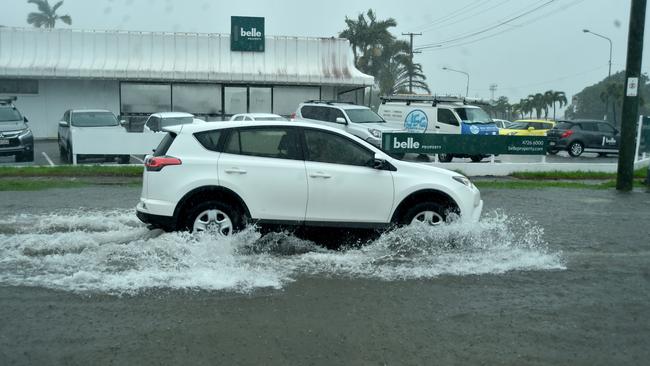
[22,150,34,162]
[59,145,66,159]
[183,200,246,235]
[470,155,483,163]
[547,149,559,155]
[399,201,448,227]
[568,142,584,157]
[438,153,453,163]
[118,155,131,164]
[66,145,73,164]
[597,152,607,157]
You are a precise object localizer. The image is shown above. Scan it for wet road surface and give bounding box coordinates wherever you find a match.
[0,186,649,365]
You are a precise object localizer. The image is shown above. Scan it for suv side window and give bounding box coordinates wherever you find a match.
[304,129,373,167]
[301,106,316,119]
[437,109,459,126]
[146,116,160,131]
[598,123,616,134]
[224,127,301,160]
[581,123,598,132]
[329,108,346,123]
[194,130,223,152]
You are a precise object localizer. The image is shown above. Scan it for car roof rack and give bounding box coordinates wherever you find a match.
[303,100,357,105]
[0,96,18,105]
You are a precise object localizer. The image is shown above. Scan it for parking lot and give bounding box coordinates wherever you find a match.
[0,138,621,167]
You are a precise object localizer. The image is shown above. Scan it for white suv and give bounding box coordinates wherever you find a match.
[136,121,483,234]
[294,101,404,148]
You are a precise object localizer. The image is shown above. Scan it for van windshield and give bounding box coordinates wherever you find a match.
[455,108,492,124]
[346,109,385,123]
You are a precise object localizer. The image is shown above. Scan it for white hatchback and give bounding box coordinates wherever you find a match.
[136,121,483,235]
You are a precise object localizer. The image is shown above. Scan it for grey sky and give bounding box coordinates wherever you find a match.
[1,0,648,105]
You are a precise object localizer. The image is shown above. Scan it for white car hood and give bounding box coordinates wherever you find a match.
[363,121,405,132]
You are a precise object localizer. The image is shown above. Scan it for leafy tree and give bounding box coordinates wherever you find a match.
[26,0,71,28]
[340,10,429,95]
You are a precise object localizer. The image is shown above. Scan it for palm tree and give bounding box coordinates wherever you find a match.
[529,93,546,119]
[543,91,555,119]
[600,83,623,125]
[551,91,568,120]
[26,0,71,28]
[339,9,397,75]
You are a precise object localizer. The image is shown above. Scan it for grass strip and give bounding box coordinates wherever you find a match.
[0,165,142,177]
[0,179,89,191]
[510,168,647,180]
[475,179,646,190]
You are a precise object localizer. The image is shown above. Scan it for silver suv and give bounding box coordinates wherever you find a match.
[294,101,404,148]
[0,97,34,162]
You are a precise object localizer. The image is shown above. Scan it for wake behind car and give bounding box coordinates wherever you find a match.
[0,97,34,162]
[293,100,404,148]
[547,119,620,157]
[136,121,482,235]
[58,109,130,164]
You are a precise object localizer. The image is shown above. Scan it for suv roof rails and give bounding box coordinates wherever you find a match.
[0,96,18,105]
[303,100,357,105]
[380,94,491,106]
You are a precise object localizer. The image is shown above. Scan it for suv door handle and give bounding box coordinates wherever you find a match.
[309,172,332,179]
[225,168,247,174]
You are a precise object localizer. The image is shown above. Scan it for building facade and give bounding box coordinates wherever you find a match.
[0,27,373,138]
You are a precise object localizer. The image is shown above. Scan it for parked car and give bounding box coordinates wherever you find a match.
[0,97,34,162]
[547,119,620,157]
[136,121,483,234]
[293,100,404,148]
[230,113,288,122]
[498,119,555,136]
[58,109,130,164]
[492,118,512,129]
[377,95,499,162]
[143,112,205,133]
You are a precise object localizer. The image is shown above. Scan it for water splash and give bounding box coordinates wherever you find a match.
[0,209,564,295]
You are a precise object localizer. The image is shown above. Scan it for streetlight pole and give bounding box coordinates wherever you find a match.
[583,29,613,78]
[442,67,469,97]
[584,29,613,121]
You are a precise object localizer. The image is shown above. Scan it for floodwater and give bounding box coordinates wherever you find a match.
[0,209,564,295]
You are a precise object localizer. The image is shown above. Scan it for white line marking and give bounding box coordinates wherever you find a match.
[130,155,144,163]
[41,152,55,166]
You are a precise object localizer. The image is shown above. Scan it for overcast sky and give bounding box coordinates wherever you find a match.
[1,0,648,105]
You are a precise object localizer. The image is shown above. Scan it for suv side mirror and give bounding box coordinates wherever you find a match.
[23,117,29,123]
[335,117,347,124]
[58,120,69,127]
[120,119,128,127]
[369,154,397,171]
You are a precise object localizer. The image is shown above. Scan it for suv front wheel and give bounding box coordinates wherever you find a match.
[401,202,448,227]
[185,200,246,235]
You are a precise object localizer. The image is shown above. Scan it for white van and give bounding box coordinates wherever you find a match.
[377,95,498,162]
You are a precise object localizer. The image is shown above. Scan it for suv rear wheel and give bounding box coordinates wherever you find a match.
[185,200,246,235]
[568,141,584,157]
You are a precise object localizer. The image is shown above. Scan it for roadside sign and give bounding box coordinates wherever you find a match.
[231,16,265,52]
[382,133,548,155]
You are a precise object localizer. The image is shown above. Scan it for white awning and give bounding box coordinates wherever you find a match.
[0,27,373,87]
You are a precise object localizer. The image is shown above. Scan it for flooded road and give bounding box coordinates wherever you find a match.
[1,186,649,365]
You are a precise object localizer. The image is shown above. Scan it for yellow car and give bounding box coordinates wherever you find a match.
[499,119,555,136]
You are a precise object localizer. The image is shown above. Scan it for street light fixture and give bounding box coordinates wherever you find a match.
[583,29,613,78]
[442,67,470,97]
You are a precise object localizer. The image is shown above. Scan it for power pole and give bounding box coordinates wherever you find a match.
[616,0,647,191]
[402,32,422,94]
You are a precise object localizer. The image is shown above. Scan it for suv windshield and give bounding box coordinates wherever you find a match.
[346,109,385,123]
[161,117,193,128]
[454,107,492,124]
[0,107,22,122]
[71,111,118,127]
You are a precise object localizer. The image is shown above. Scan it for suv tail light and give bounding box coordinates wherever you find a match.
[560,130,573,139]
[145,156,182,171]
[290,112,296,121]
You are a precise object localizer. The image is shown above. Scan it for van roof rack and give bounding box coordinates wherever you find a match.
[303,100,357,105]
[380,94,469,106]
[0,96,18,105]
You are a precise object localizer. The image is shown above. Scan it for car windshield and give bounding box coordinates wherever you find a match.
[161,117,194,128]
[71,111,118,127]
[454,107,492,124]
[0,107,23,122]
[346,109,385,123]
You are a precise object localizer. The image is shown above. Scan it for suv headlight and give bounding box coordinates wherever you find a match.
[453,175,472,187]
[18,129,31,137]
[368,128,382,139]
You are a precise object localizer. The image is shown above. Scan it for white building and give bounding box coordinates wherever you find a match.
[0,27,373,138]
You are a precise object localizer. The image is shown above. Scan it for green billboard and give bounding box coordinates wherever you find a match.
[382,133,548,155]
[231,16,265,52]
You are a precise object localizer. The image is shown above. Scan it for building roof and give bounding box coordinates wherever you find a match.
[0,27,373,87]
